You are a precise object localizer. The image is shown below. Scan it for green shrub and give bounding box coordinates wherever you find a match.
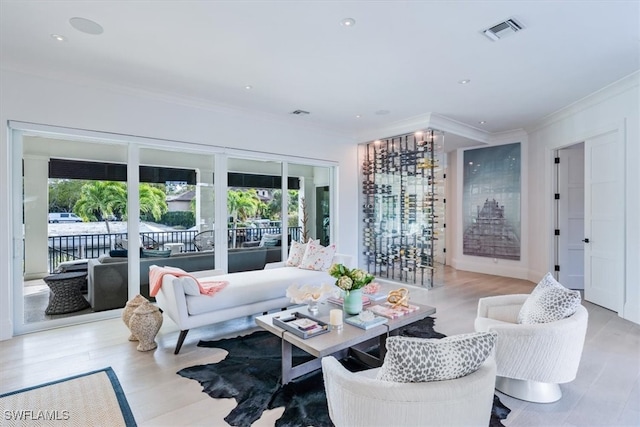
[158,211,195,228]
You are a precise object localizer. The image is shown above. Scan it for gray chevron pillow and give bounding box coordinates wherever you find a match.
[376,332,496,383]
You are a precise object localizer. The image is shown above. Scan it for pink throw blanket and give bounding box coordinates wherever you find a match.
[149,266,228,297]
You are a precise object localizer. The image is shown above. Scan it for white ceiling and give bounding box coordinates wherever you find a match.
[1,1,639,144]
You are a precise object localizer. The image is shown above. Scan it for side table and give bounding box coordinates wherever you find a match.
[54,259,89,292]
[43,271,91,315]
[163,242,184,254]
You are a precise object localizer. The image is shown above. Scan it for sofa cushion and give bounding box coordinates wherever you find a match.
[183,267,332,315]
[517,272,582,324]
[259,233,281,247]
[179,276,201,296]
[376,332,497,383]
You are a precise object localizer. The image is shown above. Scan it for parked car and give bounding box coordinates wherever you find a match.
[48,212,83,223]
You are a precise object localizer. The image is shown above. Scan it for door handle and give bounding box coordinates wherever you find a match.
[582,238,590,243]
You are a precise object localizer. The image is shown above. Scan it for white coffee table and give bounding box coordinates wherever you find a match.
[255,301,436,384]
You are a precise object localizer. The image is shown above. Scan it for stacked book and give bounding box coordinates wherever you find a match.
[290,317,326,335]
[327,295,372,307]
[363,291,388,302]
[345,314,388,330]
[369,303,420,319]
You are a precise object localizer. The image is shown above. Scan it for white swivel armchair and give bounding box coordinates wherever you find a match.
[474,294,588,403]
[321,355,497,427]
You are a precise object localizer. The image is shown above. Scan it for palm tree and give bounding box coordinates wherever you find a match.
[139,185,168,223]
[227,189,260,223]
[227,189,260,247]
[74,181,168,234]
[74,181,126,234]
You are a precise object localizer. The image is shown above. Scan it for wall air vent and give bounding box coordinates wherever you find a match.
[290,110,310,115]
[483,18,524,41]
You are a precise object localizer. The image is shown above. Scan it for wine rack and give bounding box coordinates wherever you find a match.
[360,129,445,287]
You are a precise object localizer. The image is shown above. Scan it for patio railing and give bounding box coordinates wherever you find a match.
[46,226,301,273]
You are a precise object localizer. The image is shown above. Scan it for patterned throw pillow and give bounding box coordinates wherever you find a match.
[298,241,336,271]
[517,272,582,324]
[376,332,497,383]
[285,241,308,267]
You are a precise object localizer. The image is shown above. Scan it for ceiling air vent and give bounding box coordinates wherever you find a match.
[290,110,310,115]
[483,18,524,41]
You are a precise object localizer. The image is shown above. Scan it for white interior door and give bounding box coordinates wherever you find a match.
[584,131,624,312]
[558,143,585,289]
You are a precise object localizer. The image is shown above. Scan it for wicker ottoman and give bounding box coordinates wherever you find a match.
[44,272,91,315]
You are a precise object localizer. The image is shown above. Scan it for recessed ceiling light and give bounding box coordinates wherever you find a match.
[50,34,67,42]
[479,120,486,124]
[69,17,104,35]
[340,18,356,27]
[375,110,390,116]
[355,114,362,118]
[458,79,471,84]
[245,85,253,90]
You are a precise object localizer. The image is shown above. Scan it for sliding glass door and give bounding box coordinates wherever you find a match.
[139,147,216,295]
[18,133,129,332]
[11,123,337,336]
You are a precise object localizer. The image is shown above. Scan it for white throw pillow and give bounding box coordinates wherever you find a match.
[285,241,308,267]
[179,276,201,296]
[298,241,336,271]
[376,332,497,383]
[517,272,582,324]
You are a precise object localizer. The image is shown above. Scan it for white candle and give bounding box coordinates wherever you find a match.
[330,309,343,326]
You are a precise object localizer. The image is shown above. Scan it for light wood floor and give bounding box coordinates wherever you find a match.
[1,267,639,426]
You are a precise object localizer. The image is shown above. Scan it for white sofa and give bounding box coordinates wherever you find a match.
[155,254,352,353]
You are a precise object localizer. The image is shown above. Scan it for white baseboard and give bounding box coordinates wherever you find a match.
[450,258,530,280]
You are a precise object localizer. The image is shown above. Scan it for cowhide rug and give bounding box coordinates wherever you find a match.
[177,317,511,427]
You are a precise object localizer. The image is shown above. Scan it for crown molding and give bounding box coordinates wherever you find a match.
[488,128,528,144]
[428,113,492,144]
[354,113,433,143]
[527,70,640,133]
[354,112,496,146]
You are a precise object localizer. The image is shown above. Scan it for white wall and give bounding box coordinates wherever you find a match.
[527,72,639,324]
[445,72,639,325]
[0,69,360,340]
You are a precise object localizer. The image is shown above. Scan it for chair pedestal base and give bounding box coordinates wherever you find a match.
[496,376,562,403]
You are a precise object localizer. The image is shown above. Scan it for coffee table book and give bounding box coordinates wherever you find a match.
[327,295,372,307]
[272,312,330,339]
[345,314,388,330]
[369,303,420,319]
[363,292,388,302]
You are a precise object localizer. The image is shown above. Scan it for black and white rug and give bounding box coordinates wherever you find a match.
[177,317,511,427]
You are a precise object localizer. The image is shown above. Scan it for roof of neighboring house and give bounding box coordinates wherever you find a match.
[167,190,195,202]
